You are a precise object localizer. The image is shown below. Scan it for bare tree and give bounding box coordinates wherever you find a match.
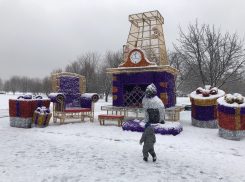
[174,20,245,88]
[19,76,29,94]
[9,76,20,95]
[101,50,123,102]
[51,68,63,75]
[167,50,192,93]
[65,52,101,93]
[42,76,52,96]
[3,80,10,93]
[29,78,42,95]
[0,78,3,91]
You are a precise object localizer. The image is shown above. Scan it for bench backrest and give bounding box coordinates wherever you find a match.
[52,72,86,94]
[51,72,87,108]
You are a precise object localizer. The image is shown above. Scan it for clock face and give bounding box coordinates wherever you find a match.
[130,51,142,64]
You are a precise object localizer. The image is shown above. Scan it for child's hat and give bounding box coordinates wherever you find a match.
[145,121,151,129]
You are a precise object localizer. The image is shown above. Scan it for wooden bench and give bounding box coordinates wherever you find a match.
[98,114,124,127]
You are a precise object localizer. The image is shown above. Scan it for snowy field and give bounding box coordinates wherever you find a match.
[0,93,245,182]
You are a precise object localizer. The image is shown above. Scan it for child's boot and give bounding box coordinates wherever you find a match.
[143,157,148,162]
[151,153,157,162]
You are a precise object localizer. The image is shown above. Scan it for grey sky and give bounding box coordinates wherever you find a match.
[1,0,245,80]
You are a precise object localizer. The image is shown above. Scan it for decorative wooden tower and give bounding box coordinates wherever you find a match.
[106,10,179,110]
[121,10,168,66]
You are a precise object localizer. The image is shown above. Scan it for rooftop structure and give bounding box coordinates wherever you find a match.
[122,10,168,66]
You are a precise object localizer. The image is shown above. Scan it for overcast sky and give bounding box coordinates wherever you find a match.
[1,0,245,80]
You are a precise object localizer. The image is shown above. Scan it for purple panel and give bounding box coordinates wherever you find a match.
[35,113,39,125]
[81,96,92,108]
[64,93,81,108]
[112,71,175,109]
[194,105,215,121]
[81,93,99,109]
[241,107,245,115]
[217,104,236,115]
[164,72,175,108]
[59,76,80,94]
[16,100,20,117]
[43,114,49,126]
[218,104,245,115]
[37,100,42,107]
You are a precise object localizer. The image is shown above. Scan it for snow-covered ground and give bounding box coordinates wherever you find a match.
[0,94,245,182]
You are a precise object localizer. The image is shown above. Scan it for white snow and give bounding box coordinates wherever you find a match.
[0,94,245,182]
[81,93,98,98]
[217,96,245,108]
[190,89,225,99]
[144,121,181,129]
[48,93,61,96]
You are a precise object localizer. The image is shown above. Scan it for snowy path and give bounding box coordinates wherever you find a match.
[0,116,245,182]
[0,96,245,181]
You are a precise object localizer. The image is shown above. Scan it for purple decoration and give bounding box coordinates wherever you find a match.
[217,104,236,115]
[36,107,50,114]
[59,76,80,93]
[49,74,99,112]
[122,120,183,136]
[17,95,43,100]
[122,120,145,132]
[35,113,39,125]
[35,95,43,99]
[81,93,99,108]
[17,95,32,99]
[217,104,245,115]
[48,93,65,103]
[16,100,20,117]
[113,71,175,109]
[43,114,49,126]
[194,105,215,121]
[241,108,245,115]
[64,93,81,108]
[37,100,42,108]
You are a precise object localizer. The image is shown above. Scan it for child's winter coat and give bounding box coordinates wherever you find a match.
[140,122,156,158]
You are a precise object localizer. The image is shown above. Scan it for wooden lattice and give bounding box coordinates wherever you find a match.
[121,10,168,66]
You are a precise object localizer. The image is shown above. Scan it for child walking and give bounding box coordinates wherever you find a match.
[140,121,157,162]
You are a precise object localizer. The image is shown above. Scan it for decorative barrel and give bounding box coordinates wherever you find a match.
[9,95,51,128]
[217,95,245,140]
[190,88,225,128]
